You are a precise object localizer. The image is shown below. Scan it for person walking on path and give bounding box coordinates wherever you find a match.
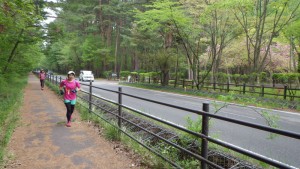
[39,69,46,90]
[59,71,80,127]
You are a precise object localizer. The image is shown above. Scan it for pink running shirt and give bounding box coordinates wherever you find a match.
[60,80,80,100]
[39,72,46,80]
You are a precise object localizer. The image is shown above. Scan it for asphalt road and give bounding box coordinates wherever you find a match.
[76,79,300,168]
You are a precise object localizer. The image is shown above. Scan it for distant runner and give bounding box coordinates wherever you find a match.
[59,71,80,127]
[39,69,46,90]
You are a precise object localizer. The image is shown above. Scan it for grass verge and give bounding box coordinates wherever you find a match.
[0,73,27,167]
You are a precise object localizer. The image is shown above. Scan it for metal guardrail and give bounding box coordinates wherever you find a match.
[45,74,300,169]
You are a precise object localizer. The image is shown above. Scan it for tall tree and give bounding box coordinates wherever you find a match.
[285,19,300,73]
[134,0,193,85]
[0,0,45,74]
[229,0,300,78]
[201,0,241,83]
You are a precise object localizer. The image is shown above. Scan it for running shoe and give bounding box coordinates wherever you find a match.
[66,121,71,127]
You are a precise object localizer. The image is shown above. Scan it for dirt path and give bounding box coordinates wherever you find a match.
[4,74,141,169]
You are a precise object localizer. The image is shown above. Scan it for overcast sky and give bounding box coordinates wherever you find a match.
[43,0,58,24]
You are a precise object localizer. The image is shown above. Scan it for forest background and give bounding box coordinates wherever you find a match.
[1,0,300,88]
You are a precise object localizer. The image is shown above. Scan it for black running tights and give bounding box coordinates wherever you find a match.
[40,79,45,88]
[64,102,75,122]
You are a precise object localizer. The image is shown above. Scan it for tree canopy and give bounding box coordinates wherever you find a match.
[1,0,300,85]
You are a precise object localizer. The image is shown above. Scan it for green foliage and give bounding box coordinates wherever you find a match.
[240,74,249,84]
[249,73,257,81]
[285,17,300,38]
[120,71,131,78]
[178,159,200,169]
[272,73,300,85]
[217,92,236,102]
[259,72,268,83]
[103,71,112,79]
[42,0,300,82]
[232,74,241,84]
[139,73,149,82]
[103,122,121,141]
[261,111,279,129]
[199,71,211,80]
[134,0,190,33]
[216,72,228,83]
[185,116,203,134]
[77,100,121,141]
[0,0,44,75]
[148,72,160,82]
[130,72,138,76]
[0,73,27,165]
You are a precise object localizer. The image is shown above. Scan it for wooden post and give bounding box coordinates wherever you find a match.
[284,85,287,100]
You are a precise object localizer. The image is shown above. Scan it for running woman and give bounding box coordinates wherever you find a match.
[39,69,46,90]
[59,71,80,127]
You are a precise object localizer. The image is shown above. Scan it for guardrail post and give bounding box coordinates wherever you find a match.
[261,85,264,97]
[283,85,287,100]
[201,102,209,169]
[183,79,185,89]
[59,76,62,83]
[118,87,122,129]
[227,82,230,92]
[89,80,92,113]
[243,83,246,94]
[55,76,58,85]
[213,82,216,91]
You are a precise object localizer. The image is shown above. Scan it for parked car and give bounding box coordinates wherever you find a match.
[79,70,94,82]
[47,70,53,76]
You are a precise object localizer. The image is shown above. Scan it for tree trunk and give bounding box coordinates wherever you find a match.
[174,48,179,87]
[114,20,120,73]
[3,29,24,72]
[161,70,169,86]
[298,52,300,73]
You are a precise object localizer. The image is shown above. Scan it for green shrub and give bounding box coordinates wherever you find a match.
[119,71,131,78]
[103,71,112,79]
[232,74,241,85]
[217,72,229,84]
[259,72,268,83]
[240,74,249,84]
[273,73,300,86]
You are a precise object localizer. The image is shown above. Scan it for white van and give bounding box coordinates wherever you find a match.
[79,70,94,82]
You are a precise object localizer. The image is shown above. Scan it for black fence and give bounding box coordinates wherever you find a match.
[45,74,300,169]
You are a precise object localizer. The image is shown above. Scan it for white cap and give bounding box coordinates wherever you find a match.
[68,71,75,75]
